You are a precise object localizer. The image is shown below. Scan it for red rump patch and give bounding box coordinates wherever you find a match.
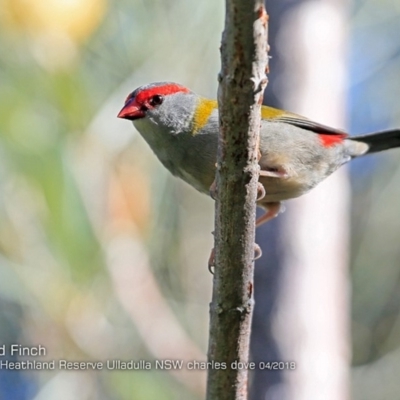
[319,133,347,147]
[134,83,189,104]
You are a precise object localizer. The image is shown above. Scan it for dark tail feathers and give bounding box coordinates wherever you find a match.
[352,129,400,154]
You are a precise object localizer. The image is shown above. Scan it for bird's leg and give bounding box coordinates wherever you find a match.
[258,167,289,201]
[256,202,283,227]
[259,168,289,179]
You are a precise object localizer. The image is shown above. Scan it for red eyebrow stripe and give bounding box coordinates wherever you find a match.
[135,84,189,103]
[319,133,347,147]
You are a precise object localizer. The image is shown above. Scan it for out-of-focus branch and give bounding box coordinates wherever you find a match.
[275,2,350,399]
[106,232,206,396]
[206,2,269,399]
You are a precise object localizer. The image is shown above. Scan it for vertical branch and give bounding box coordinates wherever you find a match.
[206,2,269,400]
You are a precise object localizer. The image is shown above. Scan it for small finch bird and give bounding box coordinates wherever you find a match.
[118,82,400,226]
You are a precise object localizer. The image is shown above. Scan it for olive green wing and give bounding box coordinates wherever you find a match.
[261,105,347,136]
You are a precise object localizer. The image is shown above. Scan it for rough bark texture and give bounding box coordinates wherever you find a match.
[206,2,269,400]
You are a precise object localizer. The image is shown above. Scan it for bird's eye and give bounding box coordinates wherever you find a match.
[149,94,164,107]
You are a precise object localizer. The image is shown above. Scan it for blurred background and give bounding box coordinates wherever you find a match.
[0,0,399,399]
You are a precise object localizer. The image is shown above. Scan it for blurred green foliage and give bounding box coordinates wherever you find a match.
[0,0,222,398]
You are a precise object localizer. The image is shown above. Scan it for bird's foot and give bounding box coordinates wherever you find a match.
[257,182,266,201]
[208,247,215,274]
[208,243,263,274]
[254,243,262,261]
[209,180,217,200]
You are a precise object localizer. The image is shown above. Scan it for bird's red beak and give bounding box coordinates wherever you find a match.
[117,98,145,120]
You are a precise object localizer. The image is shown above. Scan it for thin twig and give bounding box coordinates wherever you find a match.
[206,2,269,399]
